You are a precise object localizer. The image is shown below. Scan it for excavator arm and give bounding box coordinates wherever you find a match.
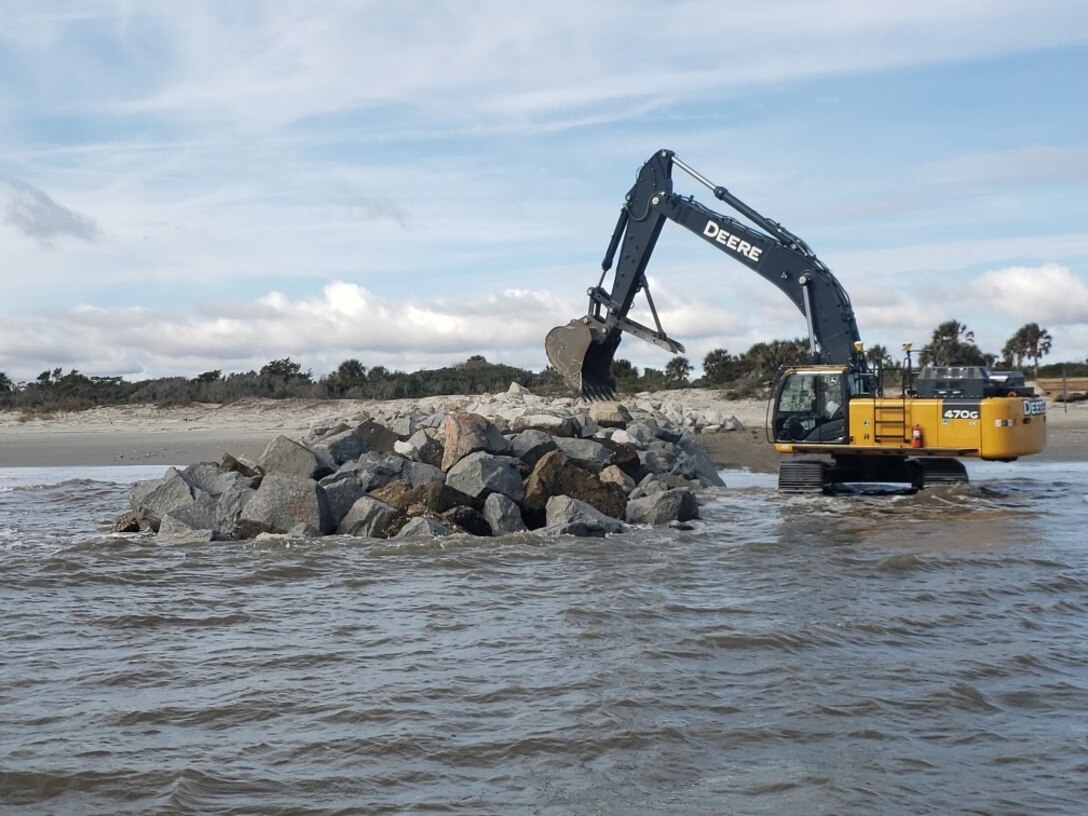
[546,149,868,398]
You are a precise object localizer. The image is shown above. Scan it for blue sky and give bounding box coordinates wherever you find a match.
[2,0,1087,382]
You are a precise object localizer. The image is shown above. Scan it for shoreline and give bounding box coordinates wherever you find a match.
[1,394,1086,471]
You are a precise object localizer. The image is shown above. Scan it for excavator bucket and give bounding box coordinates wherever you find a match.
[545,318,622,400]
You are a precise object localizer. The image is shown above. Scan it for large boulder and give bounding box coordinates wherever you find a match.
[234,473,332,538]
[394,429,444,467]
[511,414,579,438]
[131,468,198,532]
[219,452,260,478]
[325,452,403,492]
[355,419,401,455]
[672,434,726,487]
[589,401,632,428]
[441,413,510,470]
[522,450,626,528]
[389,412,423,439]
[156,493,220,543]
[599,464,636,494]
[258,435,330,480]
[544,495,625,536]
[395,516,453,539]
[625,488,699,525]
[482,492,528,535]
[177,462,255,497]
[508,429,557,469]
[445,451,526,503]
[552,437,613,472]
[401,461,446,489]
[214,484,258,533]
[440,505,492,536]
[321,474,369,529]
[622,420,659,446]
[370,479,479,515]
[337,496,404,537]
[312,427,366,465]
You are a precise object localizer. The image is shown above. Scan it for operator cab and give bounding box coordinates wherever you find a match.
[772,366,854,444]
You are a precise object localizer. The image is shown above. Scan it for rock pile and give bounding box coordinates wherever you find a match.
[121,391,728,542]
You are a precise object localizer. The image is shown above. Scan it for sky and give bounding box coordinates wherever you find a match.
[2,0,1088,383]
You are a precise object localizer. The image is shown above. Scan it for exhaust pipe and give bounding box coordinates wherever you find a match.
[544,317,622,400]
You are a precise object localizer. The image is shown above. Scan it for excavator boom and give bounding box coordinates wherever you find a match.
[545,149,865,399]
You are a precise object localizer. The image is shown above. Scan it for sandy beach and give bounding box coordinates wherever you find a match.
[1,393,1086,471]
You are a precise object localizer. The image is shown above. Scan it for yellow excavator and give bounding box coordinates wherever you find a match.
[545,150,1046,491]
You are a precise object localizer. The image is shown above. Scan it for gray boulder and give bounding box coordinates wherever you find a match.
[673,434,726,487]
[395,429,444,467]
[179,462,255,497]
[337,496,403,538]
[131,468,199,532]
[326,452,403,492]
[511,414,579,438]
[589,401,632,428]
[441,413,510,470]
[544,495,625,535]
[234,473,332,538]
[623,420,660,446]
[313,427,366,465]
[599,464,636,494]
[482,492,528,535]
[219,452,260,478]
[626,488,699,525]
[395,516,453,539]
[401,461,446,489]
[508,429,557,469]
[631,473,668,499]
[157,518,216,544]
[321,474,368,528]
[389,412,423,438]
[258,435,330,480]
[214,484,257,533]
[355,419,401,455]
[445,451,526,503]
[552,437,613,472]
[156,493,220,542]
[440,506,492,536]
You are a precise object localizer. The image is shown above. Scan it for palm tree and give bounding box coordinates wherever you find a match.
[1001,333,1027,368]
[920,320,986,366]
[664,356,693,387]
[1015,323,1052,376]
[702,348,736,385]
[864,344,893,369]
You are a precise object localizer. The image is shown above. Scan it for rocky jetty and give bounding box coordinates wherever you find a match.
[122,386,737,542]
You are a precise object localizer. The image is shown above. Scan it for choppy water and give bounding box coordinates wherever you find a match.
[2,462,1087,815]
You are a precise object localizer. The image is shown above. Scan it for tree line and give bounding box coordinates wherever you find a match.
[0,356,566,413]
[1,321,1084,412]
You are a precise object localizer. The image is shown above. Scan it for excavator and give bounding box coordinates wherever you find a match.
[545,149,1047,491]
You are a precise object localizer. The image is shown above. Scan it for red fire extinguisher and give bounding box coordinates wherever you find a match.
[911,424,923,448]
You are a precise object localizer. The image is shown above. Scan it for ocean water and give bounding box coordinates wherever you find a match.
[1,462,1087,815]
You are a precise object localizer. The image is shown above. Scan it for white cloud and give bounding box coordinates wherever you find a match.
[0,282,580,380]
[972,263,1088,324]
